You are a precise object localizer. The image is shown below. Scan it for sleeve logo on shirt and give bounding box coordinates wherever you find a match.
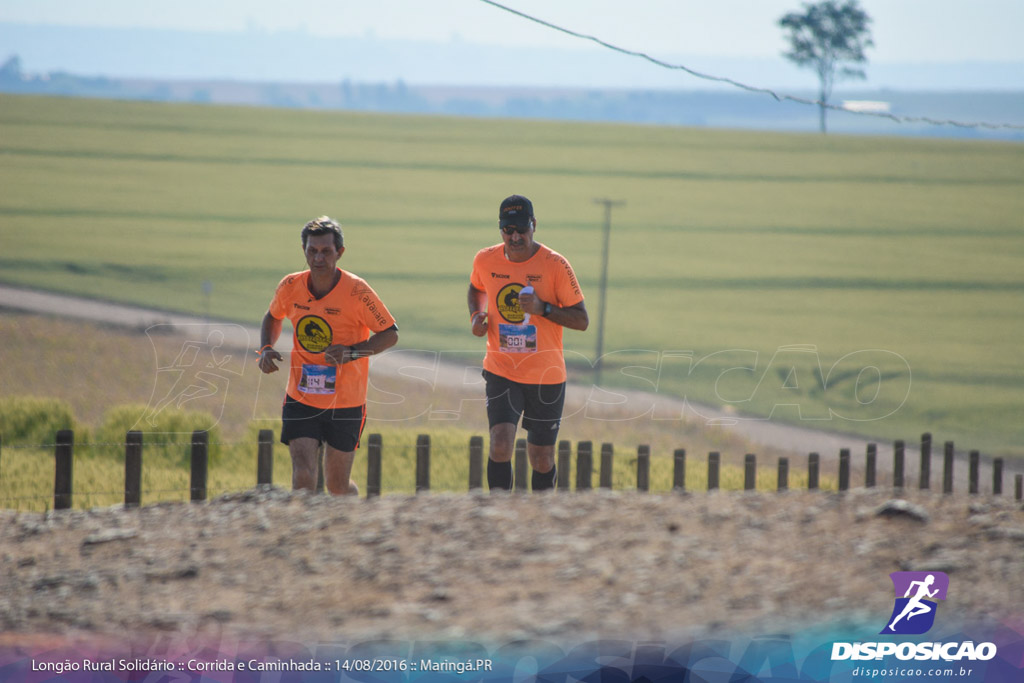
[362,295,390,328]
[296,315,333,353]
[496,283,527,323]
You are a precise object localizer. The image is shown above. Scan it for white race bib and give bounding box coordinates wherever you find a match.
[299,364,337,394]
[499,323,538,353]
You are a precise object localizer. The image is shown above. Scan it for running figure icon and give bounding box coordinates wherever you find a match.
[881,571,949,635]
[888,574,939,631]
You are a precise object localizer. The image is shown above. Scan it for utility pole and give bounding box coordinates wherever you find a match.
[201,280,213,324]
[592,198,625,388]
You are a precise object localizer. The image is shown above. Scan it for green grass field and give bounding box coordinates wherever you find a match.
[2,93,1022,458]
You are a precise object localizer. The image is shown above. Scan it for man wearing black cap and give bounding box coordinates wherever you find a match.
[468,195,589,492]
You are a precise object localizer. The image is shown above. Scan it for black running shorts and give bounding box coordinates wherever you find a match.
[280,396,366,453]
[483,369,566,446]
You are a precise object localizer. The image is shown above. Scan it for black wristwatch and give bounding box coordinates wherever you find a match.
[542,302,553,317]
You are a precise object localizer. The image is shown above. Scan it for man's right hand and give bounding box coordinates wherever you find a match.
[258,347,283,373]
[471,311,488,337]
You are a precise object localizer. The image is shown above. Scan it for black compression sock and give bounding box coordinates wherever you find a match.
[532,466,557,491]
[487,459,513,492]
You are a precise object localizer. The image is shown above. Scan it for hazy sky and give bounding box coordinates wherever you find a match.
[3,0,1023,63]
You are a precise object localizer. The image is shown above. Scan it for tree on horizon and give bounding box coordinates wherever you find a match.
[779,0,874,134]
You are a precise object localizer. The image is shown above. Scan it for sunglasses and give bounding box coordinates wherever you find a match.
[501,224,531,235]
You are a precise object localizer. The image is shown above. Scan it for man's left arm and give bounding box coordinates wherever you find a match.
[351,324,399,359]
[519,254,589,331]
[519,294,589,331]
[325,283,399,365]
[325,325,398,365]
[359,325,399,356]
[551,301,589,331]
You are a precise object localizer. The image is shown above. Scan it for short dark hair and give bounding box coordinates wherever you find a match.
[301,216,344,251]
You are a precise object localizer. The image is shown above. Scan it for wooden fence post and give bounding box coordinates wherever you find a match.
[777,458,789,492]
[54,429,74,510]
[707,452,720,491]
[124,430,143,508]
[557,440,571,491]
[865,443,877,488]
[637,445,650,492]
[969,450,980,495]
[808,453,819,490]
[367,433,382,498]
[744,454,756,491]
[576,441,593,491]
[893,440,905,489]
[468,436,484,490]
[190,430,208,502]
[416,434,430,493]
[514,439,528,492]
[993,458,1003,496]
[919,433,932,490]
[839,449,850,492]
[1016,474,1023,501]
[257,429,273,487]
[599,443,614,489]
[673,448,686,492]
[943,441,955,494]
[316,442,325,493]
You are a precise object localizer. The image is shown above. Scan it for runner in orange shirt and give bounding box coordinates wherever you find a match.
[258,216,398,495]
[468,195,589,491]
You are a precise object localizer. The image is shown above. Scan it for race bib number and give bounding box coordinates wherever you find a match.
[499,323,537,353]
[299,364,337,394]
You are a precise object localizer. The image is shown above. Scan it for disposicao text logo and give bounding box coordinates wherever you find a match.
[831,571,998,664]
[881,571,949,635]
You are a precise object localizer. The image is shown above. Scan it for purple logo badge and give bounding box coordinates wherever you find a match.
[881,572,949,635]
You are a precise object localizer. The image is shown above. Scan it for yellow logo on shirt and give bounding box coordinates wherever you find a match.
[496,283,526,323]
[296,315,333,353]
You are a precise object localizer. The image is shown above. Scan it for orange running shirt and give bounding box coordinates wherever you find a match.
[470,243,584,385]
[269,269,396,409]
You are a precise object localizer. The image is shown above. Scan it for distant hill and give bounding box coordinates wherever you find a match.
[2,68,1021,140]
[3,21,1024,92]
[1,20,1022,140]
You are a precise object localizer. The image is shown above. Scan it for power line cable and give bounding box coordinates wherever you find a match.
[478,0,1024,132]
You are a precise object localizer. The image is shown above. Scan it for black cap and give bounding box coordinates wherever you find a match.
[499,195,534,228]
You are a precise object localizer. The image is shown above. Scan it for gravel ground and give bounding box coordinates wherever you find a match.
[1,487,1022,647]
